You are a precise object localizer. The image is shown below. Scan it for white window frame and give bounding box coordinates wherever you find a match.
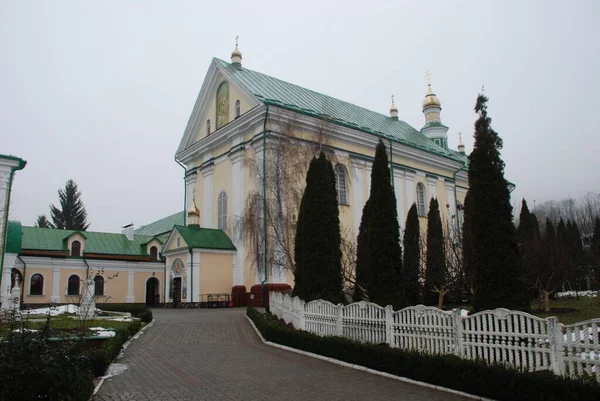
[66,274,80,296]
[334,164,349,205]
[29,273,45,296]
[218,190,228,230]
[416,182,427,217]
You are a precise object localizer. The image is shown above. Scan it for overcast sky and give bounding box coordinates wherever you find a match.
[2,1,599,233]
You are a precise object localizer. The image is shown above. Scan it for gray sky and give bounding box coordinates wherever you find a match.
[2,1,599,233]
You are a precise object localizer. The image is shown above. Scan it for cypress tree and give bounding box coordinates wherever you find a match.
[292,157,318,298]
[466,93,529,312]
[363,139,405,309]
[403,204,421,305]
[517,199,539,287]
[354,199,371,301]
[462,192,474,300]
[49,179,90,231]
[424,198,446,307]
[298,152,344,303]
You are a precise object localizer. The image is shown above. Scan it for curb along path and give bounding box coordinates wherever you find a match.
[94,308,474,401]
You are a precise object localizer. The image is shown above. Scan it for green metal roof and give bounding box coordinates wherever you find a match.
[6,221,22,253]
[0,154,26,169]
[134,211,185,237]
[20,226,157,256]
[449,149,469,166]
[214,58,460,161]
[174,225,236,251]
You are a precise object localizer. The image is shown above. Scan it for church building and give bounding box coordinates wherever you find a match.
[2,43,469,308]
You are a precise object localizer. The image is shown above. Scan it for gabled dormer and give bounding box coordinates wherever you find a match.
[140,237,164,261]
[63,232,87,257]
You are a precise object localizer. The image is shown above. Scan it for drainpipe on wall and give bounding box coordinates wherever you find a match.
[261,105,269,302]
[175,158,187,227]
[0,159,26,294]
[189,248,193,304]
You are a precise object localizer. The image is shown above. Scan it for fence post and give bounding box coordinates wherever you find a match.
[300,299,306,331]
[385,305,394,347]
[452,308,464,357]
[548,316,565,375]
[337,303,344,336]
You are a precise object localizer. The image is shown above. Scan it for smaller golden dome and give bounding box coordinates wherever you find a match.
[187,201,200,217]
[390,102,398,113]
[422,84,441,109]
[231,46,242,59]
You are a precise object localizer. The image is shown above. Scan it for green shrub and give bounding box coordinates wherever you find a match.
[98,303,153,321]
[88,321,142,377]
[0,311,94,401]
[247,307,599,401]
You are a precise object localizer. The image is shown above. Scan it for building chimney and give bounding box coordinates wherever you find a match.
[122,223,135,241]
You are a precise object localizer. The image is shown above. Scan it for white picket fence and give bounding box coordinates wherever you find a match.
[269,292,600,382]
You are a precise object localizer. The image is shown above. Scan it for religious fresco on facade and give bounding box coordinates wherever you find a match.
[182,273,187,300]
[216,81,229,129]
[172,258,184,275]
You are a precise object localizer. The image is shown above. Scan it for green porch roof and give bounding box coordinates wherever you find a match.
[19,226,157,256]
[134,211,185,237]
[214,58,461,162]
[174,225,236,251]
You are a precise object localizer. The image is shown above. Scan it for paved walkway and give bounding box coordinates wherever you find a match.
[94,308,473,401]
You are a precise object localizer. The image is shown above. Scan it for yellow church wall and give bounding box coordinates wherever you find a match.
[59,268,87,303]
[134,272,161,303]
[164,232,187,251]
[211,158,233,232]
[200,252,234,295]
[23,268,52,303]
[103,273,128,302]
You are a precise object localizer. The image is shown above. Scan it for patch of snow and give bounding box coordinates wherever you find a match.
[108,317,133,322]
[21,304,79,316]
[89,327,116,337]
[13,328,37,333]
[556,290,598,298]
[460,309,469,317]
[101,363,128,379]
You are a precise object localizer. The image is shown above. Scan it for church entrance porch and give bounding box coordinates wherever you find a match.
[173,277,182,307]
[145,277,160,306]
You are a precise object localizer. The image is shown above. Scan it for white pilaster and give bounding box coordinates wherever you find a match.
[126,270,135,303]
[192,249,201,302]
[1,253,16,309]
[405,173,415,210]
[351,159,365,236]
[365,162,372,197]
[202,165,214,228]
[393,170,405,226]
[229,149,245,286]
[445,181,457,232]
[50,264,61,303]
[427,176,438,202]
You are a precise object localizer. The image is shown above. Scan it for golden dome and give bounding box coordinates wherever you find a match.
[187,201,200,217]
[390,102,398,113]
[231,46,242,59]
[422,84,441,109]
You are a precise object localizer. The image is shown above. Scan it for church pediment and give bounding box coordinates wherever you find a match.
[176,59,260,156]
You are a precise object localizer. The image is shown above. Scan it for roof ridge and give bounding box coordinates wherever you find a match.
[214,58,413,127]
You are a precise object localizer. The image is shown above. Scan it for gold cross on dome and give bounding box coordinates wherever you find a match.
[235,35,239,47]
[425,70,432,85]
[391,94,395,104]
[459,132,462,141]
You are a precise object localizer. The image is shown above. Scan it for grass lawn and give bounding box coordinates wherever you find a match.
[1,313,138,336]
[530,296,600,325]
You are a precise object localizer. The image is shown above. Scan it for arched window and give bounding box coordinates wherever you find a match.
[71,240,81,256]
[206,119,211,136]
[235,100,241,119]
[334,164,348,205]
[150,246,158,260]
[67,275,80,296]
[416,183,427,217]
[94,275,104,296]
[218,190,228,230]
[30,274,44,295]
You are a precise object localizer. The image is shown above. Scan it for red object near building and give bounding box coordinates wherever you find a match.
[246,284,292,307]
[231,285,247,307]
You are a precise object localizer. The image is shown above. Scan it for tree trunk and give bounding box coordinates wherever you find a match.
[543,291,551,313]
[437,289,446,309]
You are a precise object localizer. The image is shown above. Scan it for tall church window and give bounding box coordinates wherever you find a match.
[416,183,426,217]
[216,82,229,129]
[335,164,348,205]
[206,119,211,136]
[218,190,228,230]
[67,275,80,296]
[235,100,241,119]
[71,240,81,256]
[94,276,105,296]
[30,274,44,295]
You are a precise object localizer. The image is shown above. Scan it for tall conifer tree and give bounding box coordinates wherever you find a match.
[465,93,528,312]
[296,152,344,303]
[354,199,371,301]
[403,204,421,305]
[363,139,405,308]
[49,179,90,231]
[424,198,446,306]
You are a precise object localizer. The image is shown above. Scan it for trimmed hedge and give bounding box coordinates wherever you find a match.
[99,303,153,323]
[247,307,599,401]
[89,320,142,377]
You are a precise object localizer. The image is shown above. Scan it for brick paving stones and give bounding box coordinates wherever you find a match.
[94,308,473,401]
